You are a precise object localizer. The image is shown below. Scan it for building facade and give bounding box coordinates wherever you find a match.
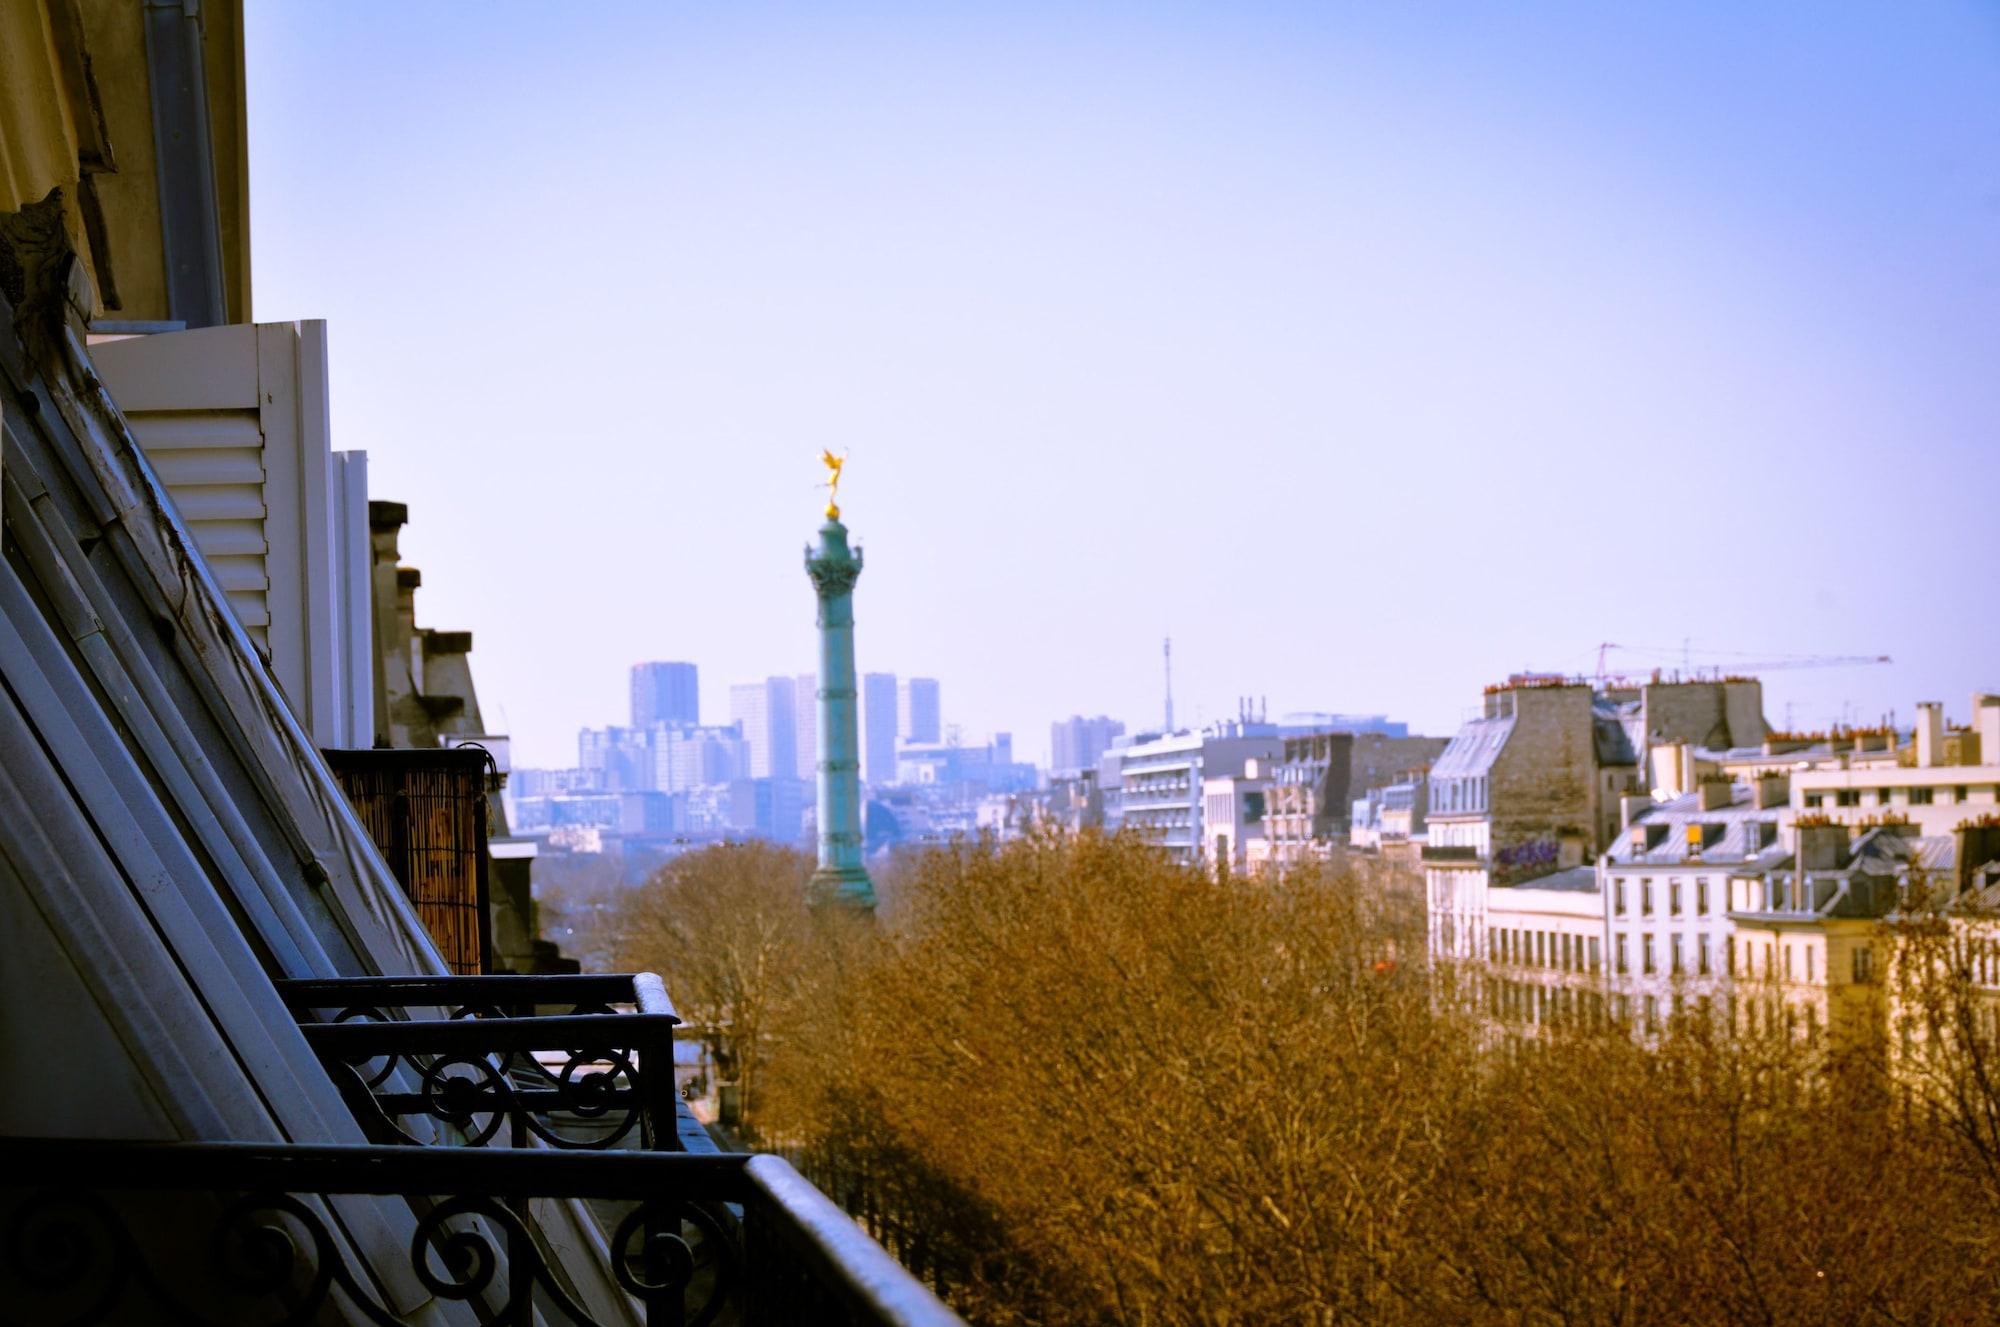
[1204,766,1272,874]
[1117,722,1282,865]
[1604,778,1787,995]
[731,675,800,780]
[1791,696,2000,837]
[900,676,942,745]
[794,669,819,780]
[1425,678,1766,964]
[1051,713,1126,777]
[630,660,699,729]
[862,671,899,787]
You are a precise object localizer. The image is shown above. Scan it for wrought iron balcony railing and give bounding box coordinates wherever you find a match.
[0,1138,963,1326]
[275,973,686,1153]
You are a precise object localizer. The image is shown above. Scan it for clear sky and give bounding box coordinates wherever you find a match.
[245,3,2000,767]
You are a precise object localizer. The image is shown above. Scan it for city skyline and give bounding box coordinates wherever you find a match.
[246,4,2000,769]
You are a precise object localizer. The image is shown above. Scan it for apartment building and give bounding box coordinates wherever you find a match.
[1204,764,1273,874]
[1425,677,1765,964]
[1603,777,1788,992]
[1481,867,1606,1034]
[1792,695,2000,836]
[1118,722,1282,864]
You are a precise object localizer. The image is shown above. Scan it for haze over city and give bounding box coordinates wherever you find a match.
[242,3,1998,767]
[15,3,2000,1321]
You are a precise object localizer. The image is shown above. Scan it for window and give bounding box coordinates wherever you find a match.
[1836,790,1860,807]
[1697,878,1709,914]
[1853,945,1874,983]
[1642,881,1654,915]
[1614,880,1627,915]
[1671,935,1684,975]
[1805,793,1824,808]
[1765,943,1774,977]
[1806,946,1815,982]
[1956,786,1970,803]
[1670,881,1682,916]
[1727,941,1736,977]
[1588,937,1601,973]
[1617,936,1629,974]
[1643,935,1656,975]
[1783,945,1793,980]
[1911,787,1934,805]
[1877,788,1894,807]
[1699,935,1711,976]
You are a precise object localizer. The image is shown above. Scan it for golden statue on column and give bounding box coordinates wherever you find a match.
[819,449,847,519]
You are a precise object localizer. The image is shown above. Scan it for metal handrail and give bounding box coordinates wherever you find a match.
[276,972,683,1153]
[0,1138,966,1327]
[275,972,680,1020]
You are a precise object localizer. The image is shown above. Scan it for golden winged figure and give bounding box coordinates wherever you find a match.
[819,448,847,519]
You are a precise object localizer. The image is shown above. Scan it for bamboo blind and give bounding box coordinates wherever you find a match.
[325,749,491,974]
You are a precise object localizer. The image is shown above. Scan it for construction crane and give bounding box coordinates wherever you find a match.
[1591,643,1891,688]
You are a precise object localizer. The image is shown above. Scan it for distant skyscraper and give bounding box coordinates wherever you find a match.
[794,671,819,781]
[1051,714,1125,775]
[631,661,699,729]
[730,677,798,780]
[862,672,899,786]
[899,677,941,745]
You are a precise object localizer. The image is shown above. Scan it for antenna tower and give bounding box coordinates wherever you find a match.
[1163,636,1175,733]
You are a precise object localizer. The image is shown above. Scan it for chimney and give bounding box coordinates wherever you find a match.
[1620,793,1654,832]
[1797,820,1850,872]
[1916,702,1946,768]
[1956,821,2000,896]
[1697,777,1733,812]
[1754,771,1789,809]
[1977,694,2000,768]
[1650,743,1687,798]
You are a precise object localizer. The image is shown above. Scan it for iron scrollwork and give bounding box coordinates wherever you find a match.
[2,1181,731,1326]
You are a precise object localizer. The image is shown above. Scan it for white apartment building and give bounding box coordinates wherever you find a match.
[1602,778,1787,992]
[1482,867,1606,1033]
[1791,695,2000,836]
[1203,763,1273,874]
[1118,723,1281,865]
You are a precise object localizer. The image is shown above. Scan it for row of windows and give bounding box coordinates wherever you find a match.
[1803,785,1989,808]
[1612,876,1712,917]
[1492,927,1601,974]
[1609,932,1876,985]
[1614,932,1717,978]
[1436,775,1489,816]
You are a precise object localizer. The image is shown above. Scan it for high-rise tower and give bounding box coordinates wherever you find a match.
[804,454,875,910]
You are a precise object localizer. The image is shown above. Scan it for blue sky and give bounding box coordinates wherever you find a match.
[246,3,2000,765]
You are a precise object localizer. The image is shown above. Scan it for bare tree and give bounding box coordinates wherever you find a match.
[610,840,816,1128]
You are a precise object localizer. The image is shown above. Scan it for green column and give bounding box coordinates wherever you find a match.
[804,518,876,910]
